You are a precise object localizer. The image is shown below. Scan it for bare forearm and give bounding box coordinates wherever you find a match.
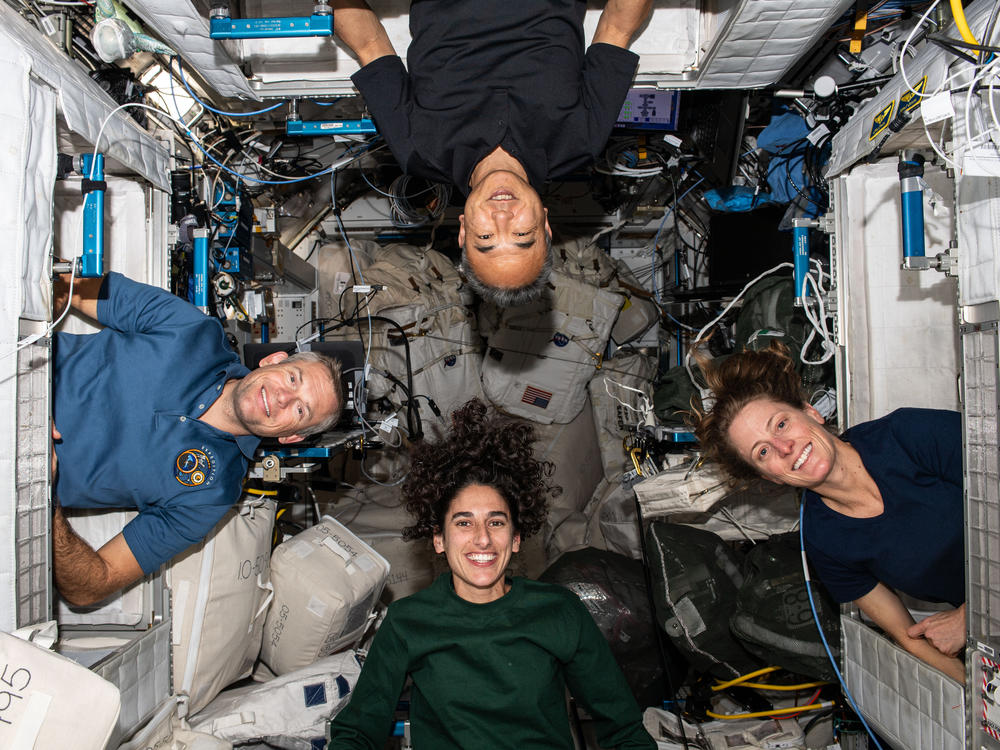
[332,0,396,66]
[593,0,652,49]
[52,505,138,606]
[53,273,103,321]
[894,631,965,682]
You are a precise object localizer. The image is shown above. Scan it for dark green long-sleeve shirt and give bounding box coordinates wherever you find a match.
[328,573,654,749]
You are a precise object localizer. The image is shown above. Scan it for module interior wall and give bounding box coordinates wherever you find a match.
[962,324,1000,644]
[841,615,965,750]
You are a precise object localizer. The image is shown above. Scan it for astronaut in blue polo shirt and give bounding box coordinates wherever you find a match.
[51,272,343,606]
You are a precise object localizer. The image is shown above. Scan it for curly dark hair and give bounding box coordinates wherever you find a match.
[689,341,809,480]
[401,398,552,540]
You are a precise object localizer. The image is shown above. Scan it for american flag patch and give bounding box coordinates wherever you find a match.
[521,385,552,409]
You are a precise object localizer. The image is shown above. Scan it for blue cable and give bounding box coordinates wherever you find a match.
[166,62,376,187]
[174,58,284,117]
[799,495,885,750]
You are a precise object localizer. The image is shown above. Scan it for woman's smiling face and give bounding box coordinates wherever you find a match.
[433,483,520,604]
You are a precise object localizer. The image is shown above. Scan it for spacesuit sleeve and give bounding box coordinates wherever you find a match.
[95,272,208,334]
[562,594,655,749]
[350,55,417,175]
[327,612,410,749]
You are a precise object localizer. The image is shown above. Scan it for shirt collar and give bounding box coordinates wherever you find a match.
[236,433,262,460]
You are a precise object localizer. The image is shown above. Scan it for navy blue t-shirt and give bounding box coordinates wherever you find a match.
[802,408,964,606]
[53,273,260,573]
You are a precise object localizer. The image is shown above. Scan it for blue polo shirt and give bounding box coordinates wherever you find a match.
[803,408,964,607]
[53,273,260,573]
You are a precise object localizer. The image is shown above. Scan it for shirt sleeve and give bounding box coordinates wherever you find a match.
[96,272,208,335]
[351,55,417,174]
[561,594,655,749]
[576,42,639,163]
[328,613,410,750]
[121,490,235,573]
[802,526,879,604]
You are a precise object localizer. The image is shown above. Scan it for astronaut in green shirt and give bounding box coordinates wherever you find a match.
[328,398,654,749]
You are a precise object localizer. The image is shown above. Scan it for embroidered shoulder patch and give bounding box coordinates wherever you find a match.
[175,448,213,487]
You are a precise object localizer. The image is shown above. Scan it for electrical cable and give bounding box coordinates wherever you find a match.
[705,699,835,721]
[685,262,795,391]
[174,58,284,117]
[950,0,981,51]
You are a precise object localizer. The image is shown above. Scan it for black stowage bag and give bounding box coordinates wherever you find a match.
[540,547,684,707]
[644,522,760,680]
[729,532,841,681]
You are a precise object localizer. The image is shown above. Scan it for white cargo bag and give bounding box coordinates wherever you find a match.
[592,477,642,559]
[328,485,438,602]
[588,352,657,481]
[534,400,604,560]
[261,516,389,675]
[481,269,622,424]
[0,629,121,750]
[167,496,277,715]
[633,458,800,541]
[189,652,362,750]
[116,696,232,750]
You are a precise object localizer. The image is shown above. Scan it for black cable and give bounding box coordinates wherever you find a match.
[927,35,980,64]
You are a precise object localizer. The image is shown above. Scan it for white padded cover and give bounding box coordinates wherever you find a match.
[695,0,855,89]
[588,352,657,481]
[0,4,170,190]
[56,510,147,627]
[121,0,258,101]
[0,630,121,750]
[841,616,964,750]
[262,516,389,675]
[480,269,622,424]
[190,652,362,750]
[93,619,173,743]
[167,497,276,716]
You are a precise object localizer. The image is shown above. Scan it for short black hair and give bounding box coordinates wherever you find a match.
[461,233,553,306]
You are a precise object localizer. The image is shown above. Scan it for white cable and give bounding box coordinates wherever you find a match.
[799,273,836,365]
[899,0,943,97]
[603,378,654,423]
[4,257,79,362]
[684,262,794,391]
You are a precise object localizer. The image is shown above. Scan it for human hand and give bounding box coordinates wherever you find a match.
[52,269,71,320]
[906,604,966,657]
[51,423,61,483]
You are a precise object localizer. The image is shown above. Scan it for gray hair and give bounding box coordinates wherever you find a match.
[461,233,553,307]
[284,350,344,436]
